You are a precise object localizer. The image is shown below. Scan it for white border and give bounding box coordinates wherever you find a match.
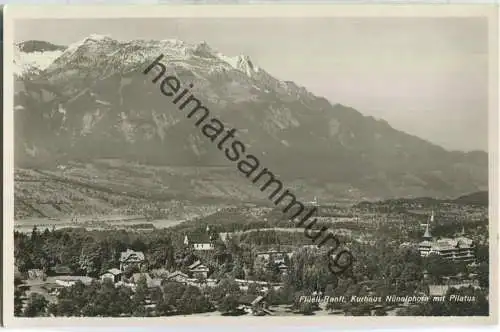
[2,4,499,328]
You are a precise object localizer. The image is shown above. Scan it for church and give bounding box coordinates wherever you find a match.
[184,225,217,251]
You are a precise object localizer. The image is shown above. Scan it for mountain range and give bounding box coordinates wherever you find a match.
[13,35,488,200]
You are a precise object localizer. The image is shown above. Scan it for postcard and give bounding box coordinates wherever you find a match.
[2,4,498,328]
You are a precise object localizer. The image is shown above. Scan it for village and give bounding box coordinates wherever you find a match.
[17,235,306,316]
[14,203,489,317]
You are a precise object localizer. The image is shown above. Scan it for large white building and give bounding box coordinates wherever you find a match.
[184,225,216,251]
[418,211,475,263]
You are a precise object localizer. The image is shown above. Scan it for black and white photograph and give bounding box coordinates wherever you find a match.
[2,5,498,326]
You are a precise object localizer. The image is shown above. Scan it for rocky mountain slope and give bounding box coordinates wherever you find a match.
[13,35,488,199]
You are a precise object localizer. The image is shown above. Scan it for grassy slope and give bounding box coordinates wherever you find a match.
[16,158,487,222]
[14,160,266,220]
[15,158,372,220]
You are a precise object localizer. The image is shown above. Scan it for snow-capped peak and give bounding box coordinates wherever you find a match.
[217,53,259,77]
[15,34,264,80]
[71,34,113,48]
[87,33,112,41]
[160,39,186,47]
[64,34,115,56]
[236,54,259,76]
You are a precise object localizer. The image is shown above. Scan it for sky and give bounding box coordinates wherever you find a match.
[14,17,489,152]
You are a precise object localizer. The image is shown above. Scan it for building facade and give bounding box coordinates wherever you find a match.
[188,260,210,279]
[418,212,475,263]
[184,225,217,251]
[119,249,145,271]
[100,268,123,283]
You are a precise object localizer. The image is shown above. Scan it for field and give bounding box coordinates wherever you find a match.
[14,159,364,231]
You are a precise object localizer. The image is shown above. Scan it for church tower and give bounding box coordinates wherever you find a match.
[311,196,320,216]
[423,211,433,240]
[418,211,434,257]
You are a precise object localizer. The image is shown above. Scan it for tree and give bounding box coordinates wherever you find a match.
[247,283,261,296]
[81,280,114,316]
[123,265,140,279]
[218,294,240,315]
[14,288,24,316]
[286,249,334,293]
[208,277,241,303]
[49,296,81,317]
[78,241,104,277]
[425,254,455,283]
[147,238,174,269]
[30,226,39,243]
[178,285,212,314]
[476,244,489,264]
[15,233,35,272]
[273,283,296,305]
[132,275,149,316]
[326,299,343,312]
[297,302,315,315]
[160,281,187,314]
[214,241,229,265]
[349,304,372,316]
[231,259,245,279]
[150,286,164,305]
[477,263,489,288]
[115,286,135,316]
[23,293,48,317]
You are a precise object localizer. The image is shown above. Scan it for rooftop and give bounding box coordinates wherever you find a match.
[105,268,122,275]
[120,249,145,262]
[428,285,449,297]
[238,294,265,305]
[186,232,215,244]
[55,275,94,285]
[419,240,432,247]
[419,212,474,250]
[167,271,189,279]
[188,260,202,270]
[420,237,474,250]
[191,264,209,272]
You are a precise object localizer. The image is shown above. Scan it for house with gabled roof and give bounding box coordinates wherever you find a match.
[184,232,216,251]
[119,249,145,271]
[254,248,291,271]
[188,260,210,279]
[166,270,189,283]
[237,293,271,315]
[100,268,123,283]
[27,269,46,280]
